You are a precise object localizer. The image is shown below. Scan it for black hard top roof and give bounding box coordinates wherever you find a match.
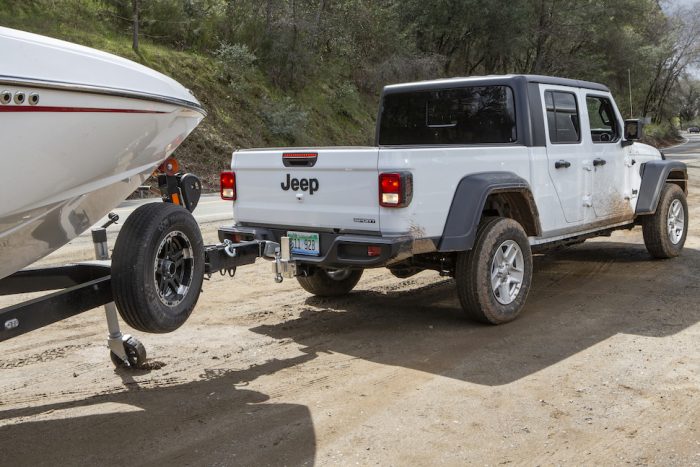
[382,74,610,94]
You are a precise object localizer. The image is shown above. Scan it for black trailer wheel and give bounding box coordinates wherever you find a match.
[112,203,205,333]
[110,336,147,368]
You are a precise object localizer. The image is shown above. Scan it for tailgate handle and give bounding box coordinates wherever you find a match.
[283,152,318,167]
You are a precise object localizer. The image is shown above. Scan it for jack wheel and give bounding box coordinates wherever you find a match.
[110,336,147,368]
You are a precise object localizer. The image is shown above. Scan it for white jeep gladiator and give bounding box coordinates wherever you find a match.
[219,74,688,324]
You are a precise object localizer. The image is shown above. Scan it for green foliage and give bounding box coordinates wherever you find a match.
[260,96,309,141]
[331,82,360,116]
[642,122,681,147]
[215,42,257,89]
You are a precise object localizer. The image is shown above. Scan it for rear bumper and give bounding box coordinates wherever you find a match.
[218,226,413,268]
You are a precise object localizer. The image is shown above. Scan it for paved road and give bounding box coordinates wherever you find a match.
[663,133,700,159]
[96,193,231,227]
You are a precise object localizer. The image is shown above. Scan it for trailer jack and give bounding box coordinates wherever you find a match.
[91,214,146,368]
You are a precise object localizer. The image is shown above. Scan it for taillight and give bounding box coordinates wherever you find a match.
[220,171,236,200]
[367,246,382,257]
[379,172,412,208]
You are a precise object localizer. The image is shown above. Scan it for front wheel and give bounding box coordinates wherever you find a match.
[642,183,688,259]
[297,268,363,297]
[455,217,533,324]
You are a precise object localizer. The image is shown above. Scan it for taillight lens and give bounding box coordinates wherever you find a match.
[379,172,412,208]
[220,171,236,200]
[367,246,382,257]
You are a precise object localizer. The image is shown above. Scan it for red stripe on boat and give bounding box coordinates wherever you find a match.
[0,106,167,113]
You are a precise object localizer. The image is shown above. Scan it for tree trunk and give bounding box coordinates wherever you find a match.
[266,0,273,34]
[132,0,139,53]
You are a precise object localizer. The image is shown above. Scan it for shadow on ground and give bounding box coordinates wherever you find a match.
[0,355,316,466]
[252,241,700,386]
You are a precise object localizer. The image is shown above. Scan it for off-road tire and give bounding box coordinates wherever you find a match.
[112,203,205,333]
[297,268,363,297]
[642,183,688,259]
[455,217,533,325]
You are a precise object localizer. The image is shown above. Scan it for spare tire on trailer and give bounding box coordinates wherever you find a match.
[111,202,205,333]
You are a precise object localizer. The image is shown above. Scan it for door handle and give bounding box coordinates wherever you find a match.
[555,160,571,169]
[593,158,607,167]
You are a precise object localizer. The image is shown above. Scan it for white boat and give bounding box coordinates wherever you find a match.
[0,27,205,281]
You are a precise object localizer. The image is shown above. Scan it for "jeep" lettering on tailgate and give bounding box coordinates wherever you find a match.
[281,174,319,195]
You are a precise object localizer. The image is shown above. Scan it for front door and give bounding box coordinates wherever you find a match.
[585,95,630,220]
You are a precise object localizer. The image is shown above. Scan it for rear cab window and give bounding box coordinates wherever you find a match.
[378,86,517,145]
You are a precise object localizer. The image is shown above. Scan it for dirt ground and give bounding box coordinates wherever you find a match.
[2,168,700,466]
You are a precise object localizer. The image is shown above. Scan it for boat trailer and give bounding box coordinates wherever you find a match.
[0,170,296,367]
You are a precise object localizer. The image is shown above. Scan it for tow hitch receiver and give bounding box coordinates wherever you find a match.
[204,236,297,283]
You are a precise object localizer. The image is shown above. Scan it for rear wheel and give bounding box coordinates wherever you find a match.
[112,203,205,333]
[455,217,533,324]
[297,267,363,297]
[642,183,688,259]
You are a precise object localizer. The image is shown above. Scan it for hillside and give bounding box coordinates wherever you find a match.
[1,0,696,189]
[0,0,378,189]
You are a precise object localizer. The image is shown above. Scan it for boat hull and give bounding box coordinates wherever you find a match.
[0,85,204,280]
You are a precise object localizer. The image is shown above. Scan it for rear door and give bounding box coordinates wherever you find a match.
[542,86,588,225]
[232,147,380,232]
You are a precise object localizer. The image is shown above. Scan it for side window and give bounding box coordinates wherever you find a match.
[586,95,619,143]
[545,90,580,144]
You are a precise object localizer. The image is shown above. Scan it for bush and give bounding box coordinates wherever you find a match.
[260,96,308,141]
[215,42,257,85]
[332,82,360,116]
[641,122,681,148]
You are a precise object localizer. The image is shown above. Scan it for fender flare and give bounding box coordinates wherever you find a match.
[438,172,541,252]
[635,160,687,215]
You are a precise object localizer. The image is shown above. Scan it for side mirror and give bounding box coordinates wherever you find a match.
[622,119,643,146]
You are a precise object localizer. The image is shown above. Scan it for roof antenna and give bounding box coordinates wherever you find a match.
[628,69,633,118]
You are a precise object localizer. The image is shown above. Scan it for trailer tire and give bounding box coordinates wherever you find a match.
[112,203,205,333]
[297,268,363,297]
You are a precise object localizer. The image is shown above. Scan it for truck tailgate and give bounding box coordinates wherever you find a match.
[232,147,380,233]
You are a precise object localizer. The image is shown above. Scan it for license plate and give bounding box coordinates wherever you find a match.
[287,231,320,256]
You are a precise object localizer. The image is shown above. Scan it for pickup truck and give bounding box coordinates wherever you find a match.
[219,74,688,324]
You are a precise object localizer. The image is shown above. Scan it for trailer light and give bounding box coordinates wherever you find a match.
[157,156,180,176]
[220,171,236,200]
[379,172,413,208]
[367,246,382,257]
